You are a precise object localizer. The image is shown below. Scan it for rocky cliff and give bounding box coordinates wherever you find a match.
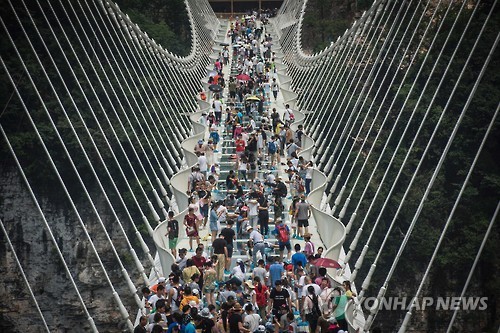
[0,166,141,332]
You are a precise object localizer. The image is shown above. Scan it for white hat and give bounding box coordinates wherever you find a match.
[246,225,253,231]
[256,325,266,332]
[192,288,199,295]
[200,308,210,317]
[158,277,166,283]
[236,258,243,264]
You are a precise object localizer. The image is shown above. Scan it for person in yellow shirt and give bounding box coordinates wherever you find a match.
[182,259,201,284]
[343,280,357,299]
[179,286,200,310]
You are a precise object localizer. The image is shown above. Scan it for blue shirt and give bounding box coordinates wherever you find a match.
[167,323,180,333]
[291,252,307,270]
[269,263,284,287]
[183,322,196,333]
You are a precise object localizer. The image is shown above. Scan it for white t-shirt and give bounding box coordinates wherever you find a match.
[272,82,279,91]
[266,173,275,184]
[238,161,248,171]
[249,230,264,243]
[250,119,257,129]
[247,200,259,216]
[232,265,245,281]
[217,205,227,222]
[244,313,261,332]
[213,99,223,112]
[198,155,208,172]
[297,275,306,298]
[302,283,321,297]
[306,166,313,179]
[148,294,165,310]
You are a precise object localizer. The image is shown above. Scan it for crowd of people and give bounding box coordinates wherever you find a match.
[134,11,354,333]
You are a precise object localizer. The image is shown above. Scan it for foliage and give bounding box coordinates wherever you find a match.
[303,0,499,330]
[114,0,191,56]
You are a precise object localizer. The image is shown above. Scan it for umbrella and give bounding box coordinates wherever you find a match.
[236,74,251,81]
[246,95,261,102]
[209,84,223,92]
[220,42,230,46]
[312,257,341,269]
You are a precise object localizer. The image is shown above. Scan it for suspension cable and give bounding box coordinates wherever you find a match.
[0,217,50,332]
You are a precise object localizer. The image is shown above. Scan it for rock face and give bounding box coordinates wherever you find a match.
[0,167,140,332]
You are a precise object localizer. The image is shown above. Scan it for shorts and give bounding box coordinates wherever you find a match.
[227,244,234,258]
[203,287,215,294]
[279,241,291,252]
[168,238,178,249]
[298,219,309,227]
[210,221,218,232]
[271,307,281,317]
[200,204,209,217]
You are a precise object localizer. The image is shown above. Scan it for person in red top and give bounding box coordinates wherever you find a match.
[235,134,246,170]
[184,207,200,251]
[198,89,207,101]
[192,247,207,291]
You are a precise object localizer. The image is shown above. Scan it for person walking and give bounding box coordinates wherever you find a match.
[271,78,279,101]
[294,195,311,239]
[212,234,228,282]
[184,207,200,251]
[273,218,292,262]
[165,211,179,258]
[248,225,266,264]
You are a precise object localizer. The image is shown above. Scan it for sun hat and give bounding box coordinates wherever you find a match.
[244,280,255,289]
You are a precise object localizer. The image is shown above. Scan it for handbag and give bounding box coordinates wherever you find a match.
[186,226,195,236]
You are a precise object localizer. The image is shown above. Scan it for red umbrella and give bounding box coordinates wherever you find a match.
[312,257,341,269]
[236,73,251,81]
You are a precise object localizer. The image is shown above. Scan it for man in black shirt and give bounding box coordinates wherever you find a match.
[193,314,215,333]
[228,303,250,333]
[272,177,287,220]
[220,220,236,272]
[133,315,147,333]
[212,234,228,282]
[165,211,179,258]
[268,279,291,317]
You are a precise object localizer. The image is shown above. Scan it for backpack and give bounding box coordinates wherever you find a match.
[277,224,289,243]
[276,182,287,198]
[308,295,321,318]
[267,141,277,154]
[173,286,183,307]
[255,284,267,307]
